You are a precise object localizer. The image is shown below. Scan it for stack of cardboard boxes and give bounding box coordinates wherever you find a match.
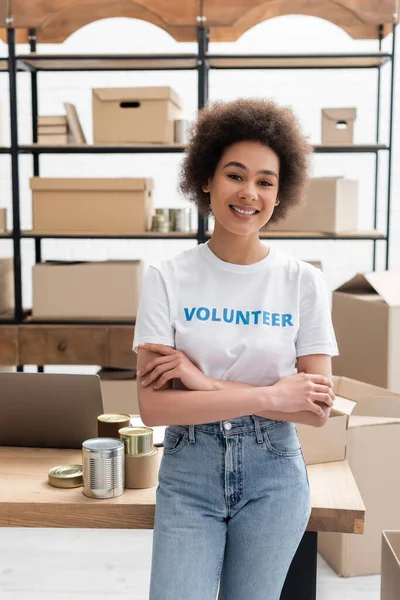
[37,115,69,145]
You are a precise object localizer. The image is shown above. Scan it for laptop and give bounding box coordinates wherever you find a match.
[0,372,104,449]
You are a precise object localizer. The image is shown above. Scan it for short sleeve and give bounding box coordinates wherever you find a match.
[295,268,339,358]
[132,266,175,354]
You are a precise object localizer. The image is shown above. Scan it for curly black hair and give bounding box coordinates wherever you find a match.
[179,98,313,224]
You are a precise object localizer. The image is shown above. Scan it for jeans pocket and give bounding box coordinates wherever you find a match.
[162,426,188,455]
[262,421,302,457]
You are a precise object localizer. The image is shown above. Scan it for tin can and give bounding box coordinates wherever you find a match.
[82,437,125,499]
[174,208,192,232]
[173,119,191,144]
[97,413,131,438]
[119,426,154,457]
[48,464,83,489]
[152,213,170,233]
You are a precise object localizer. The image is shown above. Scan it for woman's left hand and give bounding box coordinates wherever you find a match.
[137,343,215,391]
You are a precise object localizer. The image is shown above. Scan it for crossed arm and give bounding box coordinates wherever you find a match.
[136,344,333,428]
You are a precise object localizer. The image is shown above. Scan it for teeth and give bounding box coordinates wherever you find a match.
[231,206,257,215]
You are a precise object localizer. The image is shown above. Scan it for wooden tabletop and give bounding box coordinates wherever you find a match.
[0,446,365,534]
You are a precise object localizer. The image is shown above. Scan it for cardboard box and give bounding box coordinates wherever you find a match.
[0,258,14,314]
[332,270,400,392]
[92,86,182,144]
[32,260,144,320]
[297,375,399,466]
[296,407,347,465]
[30,177,153,234]
[0,208,6,231]
[317,377,400,576]
[321,107,357,144]
[265,177,358,234]
[306,261,322,271]
[381,531,400,600]
[38,115,67,126]
[37,134,69,145]
[98,368,139,415]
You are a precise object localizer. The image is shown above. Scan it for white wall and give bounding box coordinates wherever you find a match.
[0,14,398,313]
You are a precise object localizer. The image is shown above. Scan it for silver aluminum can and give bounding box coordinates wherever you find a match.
[174,208,192,232]
[82,437,125,499]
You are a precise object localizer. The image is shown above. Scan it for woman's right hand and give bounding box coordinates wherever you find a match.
[266,372,335,418]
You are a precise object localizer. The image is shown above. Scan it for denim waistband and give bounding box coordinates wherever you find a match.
[178,415,285,445]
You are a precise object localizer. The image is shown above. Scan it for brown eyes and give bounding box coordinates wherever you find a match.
[227,173,271,187]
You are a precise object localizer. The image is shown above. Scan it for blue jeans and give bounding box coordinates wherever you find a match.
[150,415,311,600]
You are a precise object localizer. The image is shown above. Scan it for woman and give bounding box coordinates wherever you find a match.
[133,98,339,600]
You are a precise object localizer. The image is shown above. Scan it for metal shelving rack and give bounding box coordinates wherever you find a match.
[0,23,397,360]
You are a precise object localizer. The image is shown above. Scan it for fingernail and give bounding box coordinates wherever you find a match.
[137,369,142,376]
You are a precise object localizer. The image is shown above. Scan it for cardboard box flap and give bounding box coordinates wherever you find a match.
[333,376,400,401]
[30,177,153,192]
[322,107,357,122]
[349,415,400,428]
[363,270,400,306]
[93,87,181,108]
[350,396,400,418]
[335,274,376,295]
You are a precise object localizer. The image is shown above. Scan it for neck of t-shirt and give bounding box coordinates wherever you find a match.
[199,241,277,274]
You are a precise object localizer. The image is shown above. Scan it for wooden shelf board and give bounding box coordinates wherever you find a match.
[17,143,388,154]
[19,143,187,153]
[17,55,198,71]
[0,231,12,237]
[21,231,198,239]
[209,54,390,69]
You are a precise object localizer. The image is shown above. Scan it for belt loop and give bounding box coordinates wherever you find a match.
[188,424,195,443]
[252,415,264,444]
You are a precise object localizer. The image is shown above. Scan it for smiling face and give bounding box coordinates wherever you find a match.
[203,140,280,235]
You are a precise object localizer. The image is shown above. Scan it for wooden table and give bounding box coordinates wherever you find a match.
[0,447,365,599]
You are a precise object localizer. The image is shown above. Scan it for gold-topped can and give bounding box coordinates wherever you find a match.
[48,464,83,488]
[119,426,155,456]
[97,413,131,438]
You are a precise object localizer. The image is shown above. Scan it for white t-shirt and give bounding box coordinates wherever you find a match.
[133,241,339,387]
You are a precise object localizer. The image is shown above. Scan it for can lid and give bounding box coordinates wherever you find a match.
[119,426,152,437]
[48,464,83,488]
[97,413,131,423]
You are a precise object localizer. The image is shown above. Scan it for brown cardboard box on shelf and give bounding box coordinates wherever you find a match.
[32,260,144,320]
[0,208,6,231]
[98,368,139,415]
[30,177,153,234]
[38,115,67,126]
[321,107,357,144]
[37,134,69,145]
[317,377,400,576]
[381,531,400,600]
[92,86,182,145]
[332,270,400,392]
[0,258,14,314]
[265,177,358,234]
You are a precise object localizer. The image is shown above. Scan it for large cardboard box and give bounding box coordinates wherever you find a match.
[332,270,400,392]
[30,177,153,234]
[265,177,358,233]
[381,531,400,600]
[297,375,400,466]
[32,260,144,320]
[0,258,14,314]
[98,368,139,415]
[317,378,400,576]
[92,87,182,145]
[321,107,357,144]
